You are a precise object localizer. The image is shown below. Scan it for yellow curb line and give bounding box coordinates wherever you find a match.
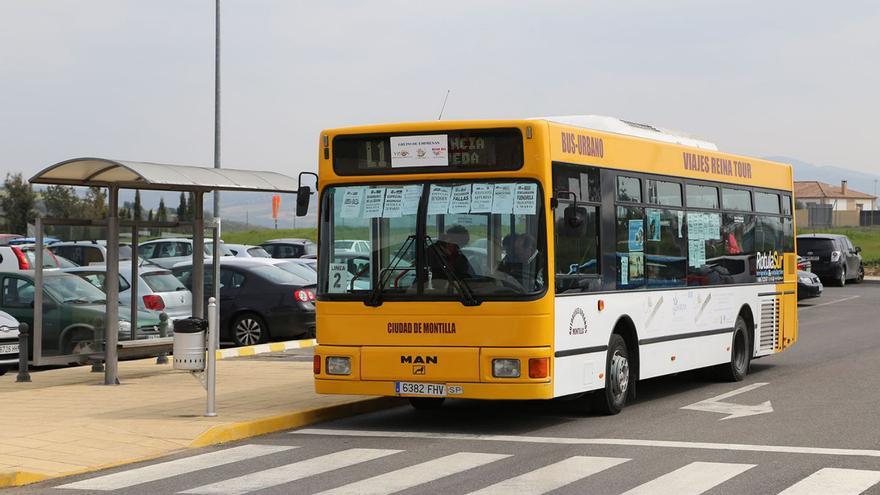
[0,396,401,488]
[215,338,317,360]
[190,396,402,448]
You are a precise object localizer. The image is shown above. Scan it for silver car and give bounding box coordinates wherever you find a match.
[63,264,193,320]
[0,310,20,373]
[225,243,272,258]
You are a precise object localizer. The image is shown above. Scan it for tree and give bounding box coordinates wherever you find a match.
[177,192,187,221]
[147,209,154,222]
[1,173,37,234]
[156,197,168,222]
[187,192,196,220]
[134,190,143,221]
[84,187,107,219]
[43,185,84,219]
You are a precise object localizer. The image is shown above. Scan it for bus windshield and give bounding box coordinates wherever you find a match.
[320,180,545,302]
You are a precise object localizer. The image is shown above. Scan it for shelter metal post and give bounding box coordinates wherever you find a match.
[205,296,218,417]
[33,216,43,365]
[192,191,205,319]
[212,218,221,348]
[105,186,120,385]
[130,221,138,341]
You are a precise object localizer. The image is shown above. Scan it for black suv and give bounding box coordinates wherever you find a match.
[260,238,316,259]
[797,234,864,286]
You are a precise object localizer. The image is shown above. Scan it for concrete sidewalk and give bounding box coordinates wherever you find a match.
[0,353,397,487]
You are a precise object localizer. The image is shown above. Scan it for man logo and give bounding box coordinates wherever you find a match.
[400,355,438,364]
[412,365,426,375]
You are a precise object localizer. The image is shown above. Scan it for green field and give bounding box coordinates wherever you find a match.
[221,228,317,246]
[799,226,880,265]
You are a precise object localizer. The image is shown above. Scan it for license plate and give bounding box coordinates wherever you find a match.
[395,381,446,397]
[0,343,19,354]
[805,256,819,261]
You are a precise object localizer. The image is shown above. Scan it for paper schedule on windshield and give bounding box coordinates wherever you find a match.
[401,185,422,216]
[470,183,494,213]
[340,188,364,219]
[513,183,538,215]
[382,187,404,218]
[491,183,514,214]
[427,185,451,215]
[363,187,386,218]
[448,184,472,214]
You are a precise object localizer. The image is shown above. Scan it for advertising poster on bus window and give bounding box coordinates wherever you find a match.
[491,183,515,214]
[647,211,661,242]
[427,185,451,215]
[628,220,644,251]
[401,185,422,216]
[363,187,386,218]
[470,183,494,213]
[449,184,472,214]
[340,188,364,219]
[620,256,629,285]
[390,135,449,167]
[382,187,404,218]
[513,183,538,215]
[629,252,644,280]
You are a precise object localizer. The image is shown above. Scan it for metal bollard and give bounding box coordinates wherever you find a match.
[156,312,169,365]
[205,297,217,417]
[16,322,31,383]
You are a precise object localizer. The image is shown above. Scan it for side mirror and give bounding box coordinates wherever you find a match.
[855,246,862,254]
[296,185,311,217]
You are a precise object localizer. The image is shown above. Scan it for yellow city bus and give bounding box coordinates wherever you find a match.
[311,115,797,414]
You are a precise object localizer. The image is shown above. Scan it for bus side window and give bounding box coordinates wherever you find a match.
[554,202,599,294]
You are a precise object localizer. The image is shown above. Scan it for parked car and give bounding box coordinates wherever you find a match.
[48,241,132,266]
[63,264,192,320]
[333,239,371,255]
[225,243,272,258]
[0,271,162,357]
[0,310,20,374]
[260,238,317,259]
[796,255,812,272]
[171,258,316,346]
[797,234,864,286]
[138,238,233,269]
[797,270,823,300]
[0,245,61,271]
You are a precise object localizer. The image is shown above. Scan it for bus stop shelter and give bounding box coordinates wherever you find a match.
[28,157,304,385]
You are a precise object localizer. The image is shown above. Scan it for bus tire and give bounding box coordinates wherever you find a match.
[408,397,445,410]
[717,316,750,382]
[591,334,630,415]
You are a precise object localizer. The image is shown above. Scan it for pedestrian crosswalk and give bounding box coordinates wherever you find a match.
[56,442,880,495]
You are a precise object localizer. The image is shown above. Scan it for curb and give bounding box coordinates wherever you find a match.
[215,338,317,360]
[0,396,402,488]
[190,396,402,448]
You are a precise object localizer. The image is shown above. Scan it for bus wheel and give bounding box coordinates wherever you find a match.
[408,397,445,410]
[591,334,630,415]
[717,316,750,382]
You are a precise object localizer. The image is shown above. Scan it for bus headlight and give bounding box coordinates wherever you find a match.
[492,358,521,378]
[326,356,351,375]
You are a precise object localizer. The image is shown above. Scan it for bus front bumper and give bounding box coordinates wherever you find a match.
[315,378,554,400]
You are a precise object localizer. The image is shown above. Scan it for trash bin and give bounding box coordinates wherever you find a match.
[173,317,208,371]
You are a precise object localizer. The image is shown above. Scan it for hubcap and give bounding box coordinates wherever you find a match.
[235,318,262,346]
[610,350,629,402]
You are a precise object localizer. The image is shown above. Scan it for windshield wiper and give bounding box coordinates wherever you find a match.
[365,235,417,307]
[425,235,480,307]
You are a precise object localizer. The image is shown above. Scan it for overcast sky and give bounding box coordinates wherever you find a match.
[2,0,878,182]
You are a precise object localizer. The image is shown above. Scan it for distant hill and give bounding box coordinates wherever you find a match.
[766,156,879,197]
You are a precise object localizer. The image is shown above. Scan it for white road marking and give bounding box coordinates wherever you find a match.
[181,448,400,495]
[621,461,754,495]
[681,382,773,420]
[58,444,294,491]
[466,455,629,495]
[798,295,861,311]
[777,468,880,495]
[315,452,510,495]
[294,428,880,458]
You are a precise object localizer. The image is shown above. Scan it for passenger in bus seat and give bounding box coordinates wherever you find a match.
[498,234,541,288]
[427,225,475,281]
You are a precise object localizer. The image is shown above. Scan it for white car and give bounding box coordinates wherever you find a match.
[334,239,371,255]
[47,240,133,266]
[0,310,20,373]
[63,264,193,321]
[225,243,272,258]
[138,238,233,269]
[0,245,61,271]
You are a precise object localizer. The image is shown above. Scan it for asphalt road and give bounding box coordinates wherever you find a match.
[14,282,880,494]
